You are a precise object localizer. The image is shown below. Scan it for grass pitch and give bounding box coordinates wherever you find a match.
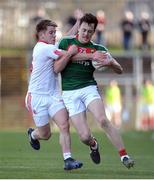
[0,130,154,179]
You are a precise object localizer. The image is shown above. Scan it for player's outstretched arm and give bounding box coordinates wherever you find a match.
[66,9,84,36]
[66,19,80,36]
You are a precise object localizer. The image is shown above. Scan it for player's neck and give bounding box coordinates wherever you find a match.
[38,40,49,44]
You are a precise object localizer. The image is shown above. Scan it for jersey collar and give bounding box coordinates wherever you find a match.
[38,40,49,44]
[75,34,92,46]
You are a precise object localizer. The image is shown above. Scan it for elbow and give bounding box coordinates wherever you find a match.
[54,61,64,73]
[53,65,61,73]
[54,67,61,74]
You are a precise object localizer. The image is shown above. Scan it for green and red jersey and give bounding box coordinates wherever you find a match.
[58,35,107,90]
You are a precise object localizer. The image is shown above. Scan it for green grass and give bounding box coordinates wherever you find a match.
[0,130,154,179]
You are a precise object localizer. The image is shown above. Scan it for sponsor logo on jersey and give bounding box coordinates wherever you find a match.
[78,47,96,54]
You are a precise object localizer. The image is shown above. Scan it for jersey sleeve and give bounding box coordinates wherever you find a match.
[96,45,108,52]
[46,44,62,60]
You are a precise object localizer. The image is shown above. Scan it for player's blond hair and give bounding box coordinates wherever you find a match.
[35,19,57,40]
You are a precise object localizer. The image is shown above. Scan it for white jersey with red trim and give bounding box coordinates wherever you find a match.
[28,42,61,95]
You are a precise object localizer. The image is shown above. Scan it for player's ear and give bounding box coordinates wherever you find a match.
[39,31,44,39]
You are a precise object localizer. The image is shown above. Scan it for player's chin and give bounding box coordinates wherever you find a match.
[82,38,89,43]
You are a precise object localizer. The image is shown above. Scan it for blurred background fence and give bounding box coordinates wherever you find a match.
[0,0,154,131]
[0,0,154,48]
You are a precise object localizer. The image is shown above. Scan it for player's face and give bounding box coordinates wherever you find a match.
[42,26,56,44]
[78,22,95,44]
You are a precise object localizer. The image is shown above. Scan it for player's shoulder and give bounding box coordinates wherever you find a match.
[37,42,56,50]
[58,35,76,43]
[58,35,76,49]
[60,35,76,40]
[33,42,56,56]
[90,41,108,51]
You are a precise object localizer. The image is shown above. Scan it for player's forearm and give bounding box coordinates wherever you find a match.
[72,53,93,61]
[66,19,80,36]
[54,52,72,73]
[110,58,123,74]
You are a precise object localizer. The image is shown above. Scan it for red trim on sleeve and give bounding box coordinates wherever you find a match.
[54,50,61,56]
[38,40,49,44]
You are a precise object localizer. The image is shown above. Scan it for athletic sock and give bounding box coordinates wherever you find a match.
[119,149,129,161]
[63,152,71,160]
[31,131,36,140]
[90,138,98,150]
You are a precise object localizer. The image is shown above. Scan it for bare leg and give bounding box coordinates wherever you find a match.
[70,112,92,144]
[70,111,101,164]
[88,99,124,150]
[53,108,71,153]
[88,98,134,168]
[27,122,51,151]
[32,124,51,140]
[53,108,83,170]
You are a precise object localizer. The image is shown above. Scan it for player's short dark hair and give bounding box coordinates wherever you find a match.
[35,19,57,40]
[80,13,98,31]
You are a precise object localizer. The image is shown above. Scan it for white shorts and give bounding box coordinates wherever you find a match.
[62,85,101,117]
[25,93,65,127]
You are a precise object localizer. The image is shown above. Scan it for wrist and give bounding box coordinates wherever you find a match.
[65,51,73,58]
[88,53,94,61]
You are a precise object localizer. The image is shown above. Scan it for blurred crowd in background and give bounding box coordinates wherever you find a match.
[1,0,154,131]
[0,0,154,49]
[103,79,154,131]
[66,8,152,51]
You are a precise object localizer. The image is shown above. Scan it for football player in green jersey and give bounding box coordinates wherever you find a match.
[54,13,134,168]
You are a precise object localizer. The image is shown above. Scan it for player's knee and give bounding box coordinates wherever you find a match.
[99,117,110,129]
[59,121,70,133]
[40,131,52,140]
[80,133,91,145]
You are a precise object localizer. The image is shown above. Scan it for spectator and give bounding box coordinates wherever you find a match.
[138,12,151,50]
[105,80,122,128]
[95,10,106,45]
[139,80,154,130]
[121,11,134,50]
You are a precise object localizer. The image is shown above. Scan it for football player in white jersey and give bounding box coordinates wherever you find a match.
[25,19,83,170]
